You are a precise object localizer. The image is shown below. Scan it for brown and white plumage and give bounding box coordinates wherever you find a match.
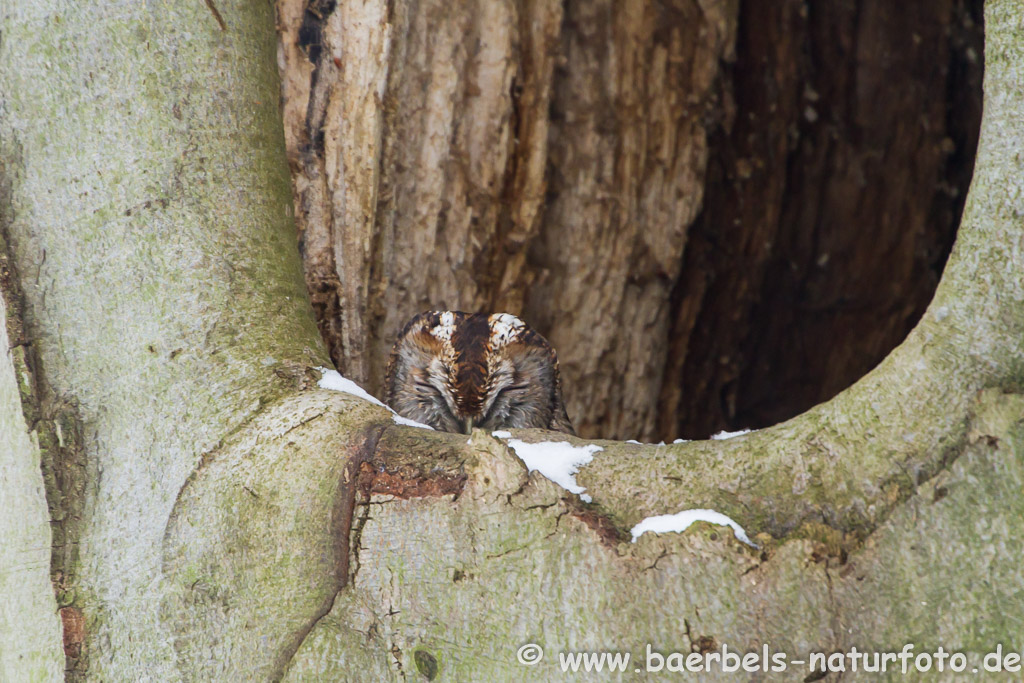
[384,311,575,435]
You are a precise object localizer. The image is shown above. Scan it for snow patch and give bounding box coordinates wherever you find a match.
[630,509,757,547]
[491,430,512,439]
[317,368,385,406]
[494,434,601,503]
[317,367,433,430]
[392,414,435,430]
[711,429,751,440]
[624,439,671,445]
[621,439,691,445]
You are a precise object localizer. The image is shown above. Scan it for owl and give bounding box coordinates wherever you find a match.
[384,311,575,435]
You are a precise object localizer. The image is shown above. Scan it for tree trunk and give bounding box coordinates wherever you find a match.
[1,0,328,677]
[0,0,1020,681]
[279,0,982,442]
[278,0,738,441]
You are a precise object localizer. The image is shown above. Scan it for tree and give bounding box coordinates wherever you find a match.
[278,0,983,441]
[1,0,1021,681]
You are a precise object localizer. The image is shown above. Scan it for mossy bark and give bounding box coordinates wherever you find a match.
[0,0,328,677]
[281,398,1024,680]
[0,0,1020,681]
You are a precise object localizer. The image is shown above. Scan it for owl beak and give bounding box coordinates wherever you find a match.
[463,417,474,435]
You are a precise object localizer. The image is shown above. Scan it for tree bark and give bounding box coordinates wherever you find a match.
[0,277,63,680]
[664,0,985,439]
[279,0,738,440]
[280,0,982,442]
[0,0,1019,681]
[1,0,327,677]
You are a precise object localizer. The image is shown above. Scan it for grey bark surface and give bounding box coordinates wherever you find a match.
[0,0,1020,681]
[0,283,63,681]
[1,0,327,677]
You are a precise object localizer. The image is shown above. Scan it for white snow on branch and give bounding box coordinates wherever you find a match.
[317,368,385,406]
[493,432,601,503]
[624,438,689,445]
[317,367,433,430]
[392,414,434,429]
[710,429,752,440]
[630,509,757,548]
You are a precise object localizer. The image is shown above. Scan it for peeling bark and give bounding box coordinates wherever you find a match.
[279,0,567,393]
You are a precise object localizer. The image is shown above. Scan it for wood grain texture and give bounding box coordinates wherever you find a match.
[278,0,981,441]
[662,0,984,438]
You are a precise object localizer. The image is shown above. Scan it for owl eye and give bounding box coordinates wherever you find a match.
[413,380,443,403]
[500,383,527,398]
[416,380,462,420]
[419,384,447,404]
[486,383,528,413]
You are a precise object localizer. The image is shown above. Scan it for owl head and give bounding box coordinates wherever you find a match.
[384,311,575,435]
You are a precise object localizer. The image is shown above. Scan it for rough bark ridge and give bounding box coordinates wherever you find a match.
[0,208,86,676]
[524,0,735,439]
[0,265,63,679]
[279,0,981,442]
[279,0,564,387]
[278,0,736,440]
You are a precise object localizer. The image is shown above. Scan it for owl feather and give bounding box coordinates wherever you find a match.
[384,311,575,435]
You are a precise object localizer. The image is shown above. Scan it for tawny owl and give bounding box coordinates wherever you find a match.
[384,311,575,435]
